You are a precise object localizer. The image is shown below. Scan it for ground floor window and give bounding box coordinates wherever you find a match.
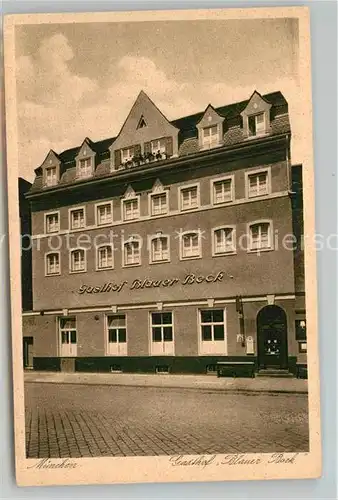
[106,314,127,355]
[150,312,174,355]
[199,309,227,354]
[59,317,77,357]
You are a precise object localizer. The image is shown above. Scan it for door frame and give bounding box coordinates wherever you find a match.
[257,305,288,369]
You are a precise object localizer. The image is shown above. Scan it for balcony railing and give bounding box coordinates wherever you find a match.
[118,151,170,170]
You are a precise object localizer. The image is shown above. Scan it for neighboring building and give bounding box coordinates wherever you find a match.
[22,90,306,374]
[19,177,33,368]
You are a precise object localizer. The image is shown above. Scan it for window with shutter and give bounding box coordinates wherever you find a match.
[114,149,121,169]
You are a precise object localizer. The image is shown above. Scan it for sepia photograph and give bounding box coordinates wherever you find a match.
[4,7,320,487]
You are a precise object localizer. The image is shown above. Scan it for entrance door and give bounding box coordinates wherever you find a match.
[257,305,288,369]
[23,337,34,369]
[59,317,77,357]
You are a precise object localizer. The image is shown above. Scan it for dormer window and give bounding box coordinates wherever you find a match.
[122,147,134,164]
[151,138,166,158]
[248,113,266,137]
[202,125,219,148]
[78,157,92,178]
[45,166,57,186]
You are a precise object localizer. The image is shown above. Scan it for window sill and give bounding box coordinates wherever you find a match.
[122,263,141,268]
[69,269,87,274]
[180,255,202,261]
[149,259,171,265]
[247,247,274,254]
[96,266,115,272]
[212,251,237,257]
[45,272,61,277]
[45,230,60,235]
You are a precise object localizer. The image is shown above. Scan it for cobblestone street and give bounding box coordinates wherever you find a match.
[25,383,309,458]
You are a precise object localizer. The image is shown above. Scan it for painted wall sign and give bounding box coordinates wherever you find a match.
[77,271,225,294]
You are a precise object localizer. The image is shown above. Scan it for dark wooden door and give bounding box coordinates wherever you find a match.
[257,306,288,369]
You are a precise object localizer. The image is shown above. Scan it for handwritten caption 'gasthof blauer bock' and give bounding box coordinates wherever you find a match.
[77,271,224,294]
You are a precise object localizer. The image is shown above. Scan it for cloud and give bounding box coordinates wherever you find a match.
[17,35,302,182]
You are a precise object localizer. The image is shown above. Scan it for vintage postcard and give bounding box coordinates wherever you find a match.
[4,6,320,487]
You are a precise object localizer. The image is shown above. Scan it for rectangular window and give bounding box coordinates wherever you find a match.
[151,237,169,263]
[46,253,60,275]
[295,319,307,341]
[200,310,225,341]
[70,249,86,272]
[59,317,77,357]
[70,208,85,229]
[151,193,168,216]
[202,125,218,147]
[214,227,235,254]
[123,199,139,221]
[248,113,265,136]
[78,158,92,178]
[180,186,199,211]
[97,245,113,270]
[45,212,59,233]
[96,203,112,225]
[151,138,166,156]
[122,147,134,163]
[107,315,127,344]
[213,178,233,204]
[151,312,173,342]
[181,232,200,259]
[249,222,271,251]
[124,240,140,266]
[248,171,269,197]
[45,166,57,186]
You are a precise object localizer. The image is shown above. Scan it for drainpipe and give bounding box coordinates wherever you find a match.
[236,296,246,347]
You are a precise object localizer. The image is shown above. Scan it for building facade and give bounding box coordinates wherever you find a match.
[22,90,307,374]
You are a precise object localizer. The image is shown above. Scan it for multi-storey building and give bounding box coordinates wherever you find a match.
[22,90,307,374]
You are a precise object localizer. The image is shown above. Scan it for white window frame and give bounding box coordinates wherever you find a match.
[44,210,60,234]
[247,112,267,137]
[149,311,175,356]
[201,124,220,149]
[45,251,61,276]
[78,157,93,178]
[96,244,114,271]
[149,191,168,217]
[179,183,200,212]
[121,196,140,221]
[59,317,77,357]
[151,138,166,157]
[45,166,58,187]
[198,308,227,355]
[69,247,87,273]
[210,175,234,205]
[149,234,170,264]
[247,219,273,253]
[212,226,236,256]
[95,201,113,226]
[179,230,202,261]
[69,206,86,230]
[245,167,271,199]
[105,314,128,356]
[122,237,141,267]
[121,147,134,163]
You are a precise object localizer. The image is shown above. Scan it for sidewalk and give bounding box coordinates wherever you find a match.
[24,371,308,394]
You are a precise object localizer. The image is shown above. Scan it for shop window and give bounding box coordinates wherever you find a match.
[248,222,272,251]
[45,212,59,233]
[180,185,199,211]
[69,207,85,230]
[213,227,236,255]
[212,177,233,204]
[123,239,141,266]
[181,231,201,260]
[150,236,170,263]
[96,203,113,225]
[199,309,227,355]
[70,248,86,273]
[59,317,77,357]
[151,312,174,355]
[97,245,114,270]
[107,315,127,356]
[45,252,60,276]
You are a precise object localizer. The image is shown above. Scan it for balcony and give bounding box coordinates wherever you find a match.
[117,151,170,171]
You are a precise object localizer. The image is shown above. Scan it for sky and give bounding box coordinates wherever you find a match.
[15,18,300,181]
